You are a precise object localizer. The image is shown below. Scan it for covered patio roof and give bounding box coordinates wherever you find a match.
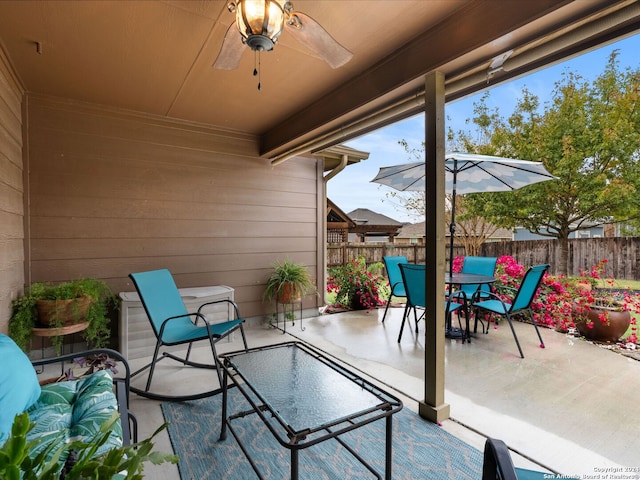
[1,1,638,161]
[2,0,638,426]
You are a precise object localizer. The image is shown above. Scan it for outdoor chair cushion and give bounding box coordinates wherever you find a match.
[0,334,125,469]
[26,370,123,464]
[0,334,42,442]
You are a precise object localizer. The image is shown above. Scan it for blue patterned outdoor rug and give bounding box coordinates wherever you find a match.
[162,389,483,479]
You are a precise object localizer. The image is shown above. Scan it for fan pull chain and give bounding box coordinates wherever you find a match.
[253,51,262,91]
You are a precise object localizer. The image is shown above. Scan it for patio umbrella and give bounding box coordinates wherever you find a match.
[370,152,557,274]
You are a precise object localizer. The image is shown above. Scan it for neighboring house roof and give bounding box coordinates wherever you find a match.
[348,208,403,239]
[396,222,426,239]
[348,209,402,227]
[397,222,512,240]
[327,199,355,227]
[485,228,513,240]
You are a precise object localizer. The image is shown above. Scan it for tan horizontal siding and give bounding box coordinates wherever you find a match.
[0,179,22,216]
[31,236,317,259]
[0,47,23,333]
[28,138,314,192]
[32,251,319,280]
[0,147,23,193]
[29,217,316,239]
[0,99,21,147]
[0,205,23,240]
[0,254,23,291]
[25,95,320,331]
[0,85,20,136]
[29,180,315,210]
[30,195,314,222]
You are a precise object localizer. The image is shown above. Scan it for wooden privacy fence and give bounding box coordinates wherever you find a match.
[327,237,640,280]
[327,243,464,270]
[480,237,640,280]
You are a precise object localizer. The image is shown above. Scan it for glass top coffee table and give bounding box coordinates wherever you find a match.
[218,341,403,479]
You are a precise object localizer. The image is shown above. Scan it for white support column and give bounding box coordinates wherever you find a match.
[419,70,449,423]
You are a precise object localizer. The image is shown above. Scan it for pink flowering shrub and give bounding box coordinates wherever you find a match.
[455,255,638,345]
[327,257,386,310]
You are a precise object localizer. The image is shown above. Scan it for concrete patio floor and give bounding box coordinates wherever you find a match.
[128,306,640,479]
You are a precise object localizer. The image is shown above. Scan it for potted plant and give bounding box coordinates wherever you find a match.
[40,352,119,385]
[568,260,639,343]
[9,278,117,354]
[263,259,316,304]
[570,285,637,343]
[2,411,177,479]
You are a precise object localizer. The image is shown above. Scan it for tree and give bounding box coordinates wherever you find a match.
[455,51,640,274]
[453,195,501,256]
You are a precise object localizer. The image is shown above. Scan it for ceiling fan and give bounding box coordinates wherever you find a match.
[213,0,353,72]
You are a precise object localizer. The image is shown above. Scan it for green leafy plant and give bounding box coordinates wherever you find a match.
[42,353,119,384]
[0,411,178,479]
[263,259,316,304]
[9,279,117,354]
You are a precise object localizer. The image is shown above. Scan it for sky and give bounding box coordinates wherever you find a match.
[327,32,640,224]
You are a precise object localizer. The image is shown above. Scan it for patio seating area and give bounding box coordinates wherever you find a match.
[127,306,640,479]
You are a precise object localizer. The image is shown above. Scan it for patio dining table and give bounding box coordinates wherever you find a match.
[445,273,496,341]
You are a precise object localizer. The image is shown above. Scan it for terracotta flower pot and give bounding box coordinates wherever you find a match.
[573,304,630,342]
[276,282,301,303]
[36,296,92,327]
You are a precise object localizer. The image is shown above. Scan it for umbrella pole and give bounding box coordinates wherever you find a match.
[448,164,457,275]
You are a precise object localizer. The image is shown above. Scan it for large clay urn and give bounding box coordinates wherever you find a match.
[573,304,630,342]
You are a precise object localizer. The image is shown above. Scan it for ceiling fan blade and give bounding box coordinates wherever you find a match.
[285,12,353,69]
[213,23,245,70]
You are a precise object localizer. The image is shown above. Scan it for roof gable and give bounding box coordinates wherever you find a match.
[348,208,402,226]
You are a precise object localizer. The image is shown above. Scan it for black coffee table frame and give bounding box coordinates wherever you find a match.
[218,341,403,480]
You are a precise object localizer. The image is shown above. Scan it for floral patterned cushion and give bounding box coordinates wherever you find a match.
[26,370,123,464]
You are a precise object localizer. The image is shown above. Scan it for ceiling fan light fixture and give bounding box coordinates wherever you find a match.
[214,0,352,72]
[235,0,285,52]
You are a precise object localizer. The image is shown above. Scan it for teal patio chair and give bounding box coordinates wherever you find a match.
[381,255,408,323]
[449,256,497,331]
[482,438,579,480]
[129,268,247,401]
[471,264,549,358]
[398,263,463,343]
